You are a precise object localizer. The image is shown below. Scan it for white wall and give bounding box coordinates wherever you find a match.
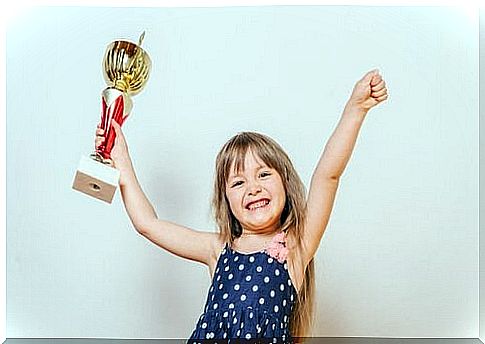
[7,6,478,338]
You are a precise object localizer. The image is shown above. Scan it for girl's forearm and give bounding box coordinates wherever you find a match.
[313,103,367,181]
[119,166,158,233]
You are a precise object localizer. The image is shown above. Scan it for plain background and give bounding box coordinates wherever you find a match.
[6,5,478,338]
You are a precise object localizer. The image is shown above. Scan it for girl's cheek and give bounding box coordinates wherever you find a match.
[226,192,239,209]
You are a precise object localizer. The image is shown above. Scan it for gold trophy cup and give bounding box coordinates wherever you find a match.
[72,33,151,203]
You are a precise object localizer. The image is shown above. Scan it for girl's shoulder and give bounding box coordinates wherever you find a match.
[209,232,226,257]
[207,233,227,277]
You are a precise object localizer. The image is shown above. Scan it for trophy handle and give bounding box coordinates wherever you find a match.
[95,87,133,162]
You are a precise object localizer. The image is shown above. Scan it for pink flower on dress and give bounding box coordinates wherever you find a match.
[264,231,289,263]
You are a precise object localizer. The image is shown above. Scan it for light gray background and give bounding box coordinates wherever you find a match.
[6,6,478,339]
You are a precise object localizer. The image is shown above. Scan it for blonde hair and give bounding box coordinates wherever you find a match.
[212,131,316,340]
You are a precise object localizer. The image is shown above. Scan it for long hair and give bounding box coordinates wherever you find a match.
[212,131,316,339]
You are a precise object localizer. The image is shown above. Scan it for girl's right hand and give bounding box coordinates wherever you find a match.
[346,69,388,113]
[95,119,134,186]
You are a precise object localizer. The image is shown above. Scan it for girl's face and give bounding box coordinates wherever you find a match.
[225,150,286,234]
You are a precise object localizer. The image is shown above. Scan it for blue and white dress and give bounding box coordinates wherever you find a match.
[188,242,297,343]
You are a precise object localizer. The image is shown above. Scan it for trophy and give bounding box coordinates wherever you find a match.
[72,32,151,203]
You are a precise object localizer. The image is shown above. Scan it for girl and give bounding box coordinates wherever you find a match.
[95,69,388,343]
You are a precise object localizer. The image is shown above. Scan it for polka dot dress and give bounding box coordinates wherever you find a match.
[188,242,296,343]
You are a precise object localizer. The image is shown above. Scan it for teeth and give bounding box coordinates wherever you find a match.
[248,200,269,210]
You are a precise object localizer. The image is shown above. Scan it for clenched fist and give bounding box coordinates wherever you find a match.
[347,69,388,112]
[95,120,134,186]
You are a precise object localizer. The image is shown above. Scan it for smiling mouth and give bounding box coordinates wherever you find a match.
[246,199,270,211]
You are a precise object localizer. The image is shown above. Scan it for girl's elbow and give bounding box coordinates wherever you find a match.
[135,219,156,236]
[134,224,148,236]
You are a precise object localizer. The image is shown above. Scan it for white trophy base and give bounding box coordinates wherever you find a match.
[72,155,120,204]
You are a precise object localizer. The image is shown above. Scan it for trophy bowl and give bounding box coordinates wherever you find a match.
[103,38,151,95]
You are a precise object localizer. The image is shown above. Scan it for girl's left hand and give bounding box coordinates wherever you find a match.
[347,69,388,112]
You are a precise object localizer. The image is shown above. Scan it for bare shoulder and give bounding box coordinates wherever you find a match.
[207,233,227,278]
[209,232,226,259]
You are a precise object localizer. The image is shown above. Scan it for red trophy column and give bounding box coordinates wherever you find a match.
[96,87,132,162]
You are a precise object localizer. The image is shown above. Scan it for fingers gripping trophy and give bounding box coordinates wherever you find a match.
[72,33,151,203]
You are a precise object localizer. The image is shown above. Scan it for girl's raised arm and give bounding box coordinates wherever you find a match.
[302,70,388,266]
[97,120,222,268]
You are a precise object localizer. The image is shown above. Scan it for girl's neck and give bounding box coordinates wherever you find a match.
[233,229,282,252]
[240,230,277,237]
[240,225,281,237]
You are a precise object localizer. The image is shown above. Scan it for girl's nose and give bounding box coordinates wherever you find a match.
[247,182,262,195]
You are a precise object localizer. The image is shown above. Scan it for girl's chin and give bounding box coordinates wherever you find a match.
[238,208,283,230]
[242,218,279,231]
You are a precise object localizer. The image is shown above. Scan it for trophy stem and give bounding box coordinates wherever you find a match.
[114,79,129,91]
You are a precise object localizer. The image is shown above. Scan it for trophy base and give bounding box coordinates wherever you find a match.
[72,155,120,204]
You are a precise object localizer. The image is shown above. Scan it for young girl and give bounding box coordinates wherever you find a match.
[95,69,388,343]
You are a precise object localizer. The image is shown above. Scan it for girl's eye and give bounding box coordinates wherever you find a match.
[259,171,271,178]
[231,181,244,188]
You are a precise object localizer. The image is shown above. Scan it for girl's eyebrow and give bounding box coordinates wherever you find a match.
[228,164,268,179]
[227,173,242,180]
